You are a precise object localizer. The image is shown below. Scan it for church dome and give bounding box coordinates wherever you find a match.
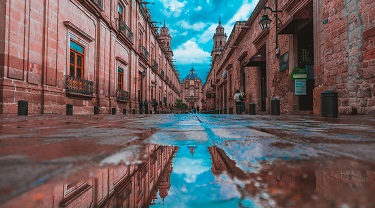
[184,68,202,81]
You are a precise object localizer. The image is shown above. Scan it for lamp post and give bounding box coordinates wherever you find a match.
[259,0,282,56]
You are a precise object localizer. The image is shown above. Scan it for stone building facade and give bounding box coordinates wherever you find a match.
[182,67,203,111]
[203,0,375,115]
[0,0,181,115]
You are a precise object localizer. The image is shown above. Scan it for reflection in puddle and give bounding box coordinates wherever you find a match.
[1,145,178,208]
[2,144,375,208]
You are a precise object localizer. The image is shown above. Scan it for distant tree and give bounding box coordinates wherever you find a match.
[174,99,188,111]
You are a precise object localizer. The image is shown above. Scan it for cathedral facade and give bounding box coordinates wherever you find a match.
[182,68,203,112]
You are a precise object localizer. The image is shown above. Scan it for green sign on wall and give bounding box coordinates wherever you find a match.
[291,67,308,80]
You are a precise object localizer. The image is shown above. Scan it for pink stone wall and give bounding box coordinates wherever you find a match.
[0,0,181,115]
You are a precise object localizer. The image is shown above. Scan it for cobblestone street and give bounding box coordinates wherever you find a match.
[1,114,374,207]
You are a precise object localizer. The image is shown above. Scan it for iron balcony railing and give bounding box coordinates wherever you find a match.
[116,89,130,102]
[118,19,134,43]
[65,75,93,96]
[140,46,149,61]
[91,0,103,10]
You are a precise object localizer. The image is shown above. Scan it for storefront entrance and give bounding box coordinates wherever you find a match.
[297,21,314,111]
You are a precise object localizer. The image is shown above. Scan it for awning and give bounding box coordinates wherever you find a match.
[278,17,311,34]
[244,45,266,67]
[278,1,313,34]
[243,54,265,67]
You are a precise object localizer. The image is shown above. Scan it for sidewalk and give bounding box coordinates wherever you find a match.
[0,113,374,206]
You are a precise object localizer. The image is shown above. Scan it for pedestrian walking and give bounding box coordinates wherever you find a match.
[234,90,243,114]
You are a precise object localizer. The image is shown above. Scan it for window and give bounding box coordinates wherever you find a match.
[118,68,124,89]
[70,40,84,78]
[190,90,194,97]
[139,31,143,47]
[118,4,124,20]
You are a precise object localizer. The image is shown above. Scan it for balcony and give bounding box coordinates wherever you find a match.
[139,45,149,61]
[65,75,94,97]
[151,59,158,72]
[91,0,103,10]
[116,89,130,102]
[118,19,134,44]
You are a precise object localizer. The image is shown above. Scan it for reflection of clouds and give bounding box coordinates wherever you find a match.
[100,145,142,165]
[215,173,242,199]
[173,157,210,183]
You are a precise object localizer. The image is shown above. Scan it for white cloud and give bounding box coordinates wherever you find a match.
[177,20,206,31]
[173,156,210,183]
[160,0,187,17]
[228,0,258,24]
[169,28,179,36]
[194,6,202,11]
[174,38,211,65]
[198,0,257,44]
[198,24,216,44]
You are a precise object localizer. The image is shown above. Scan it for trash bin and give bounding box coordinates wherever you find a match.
[123,109,127,114]
[18,100,28,116]
[321,90,338,118]
[229,107,234,114]
[249,102,256,115]
[66,104,73,115]
[271,98,280,115]
[94,106,99,115]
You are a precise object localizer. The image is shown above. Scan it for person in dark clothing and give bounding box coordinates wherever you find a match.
[139,100,144,114]
[144,100,149,114]
[153,99,158,114]
[234,90,242,114]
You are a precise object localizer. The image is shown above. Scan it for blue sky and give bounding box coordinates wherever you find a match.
[147,0,259,83]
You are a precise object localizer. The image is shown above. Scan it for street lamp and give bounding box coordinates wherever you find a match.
[259,0,282,56]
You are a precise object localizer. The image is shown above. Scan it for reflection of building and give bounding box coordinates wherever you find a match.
[208,146,248,180]
[208,146,375,207]
[2,145,178,207]
[187,146,198,158]
[182,68,203,110]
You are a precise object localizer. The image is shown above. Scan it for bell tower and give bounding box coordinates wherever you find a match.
[211,18,227,59]
[159,20,173,61]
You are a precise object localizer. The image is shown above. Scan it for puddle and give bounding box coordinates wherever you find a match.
[1,143,375,208]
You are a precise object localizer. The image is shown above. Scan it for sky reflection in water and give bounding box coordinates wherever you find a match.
[150,145,251,208]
